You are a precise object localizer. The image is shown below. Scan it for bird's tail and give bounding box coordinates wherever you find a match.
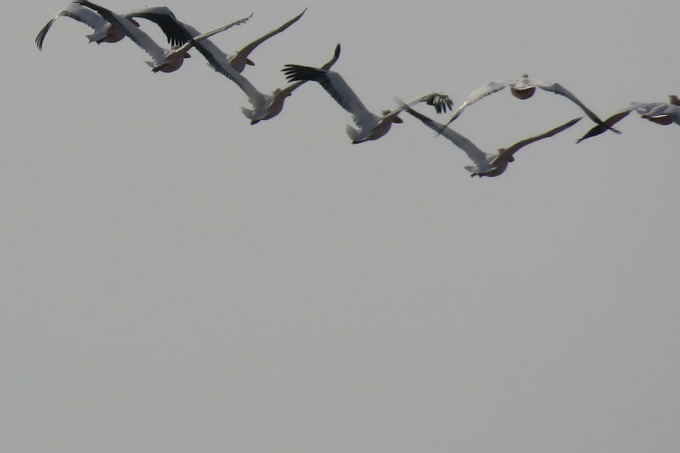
[241,107,254,119]
[464,165,479,177]
[345,125,362,142]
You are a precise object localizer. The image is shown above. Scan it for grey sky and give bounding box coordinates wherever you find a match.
[4,0,680,452]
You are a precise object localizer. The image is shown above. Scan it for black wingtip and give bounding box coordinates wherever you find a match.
[281,64,323,83]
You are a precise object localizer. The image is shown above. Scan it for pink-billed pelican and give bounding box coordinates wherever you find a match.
[74,0,251,73]
[281,64,452,143]
[577,95,680,143]
[399,100,581,177]
[442,74,615,134]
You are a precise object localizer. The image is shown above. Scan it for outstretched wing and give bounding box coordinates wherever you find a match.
[441,78,512,127]
[493,117,582,165]
[177,14,253,54]
[576,107,634,143]
[398,100,490,167]
[388,92,453,119]
[123,6,191,47]
[230,8,306,71]
[278,43,342,98]
[532,79,617,134]
[282,65,378,128]
[36,2,108,50]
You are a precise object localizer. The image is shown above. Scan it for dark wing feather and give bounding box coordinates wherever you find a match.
[576,109,632,143]
[231,8,306,69]
[279,44,342,98]
[495,117,582,164]
[124,7,191,47]
[282,66,351,112]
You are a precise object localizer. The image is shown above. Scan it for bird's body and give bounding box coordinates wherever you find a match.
[401,101,581,177]
[282,65,452,143]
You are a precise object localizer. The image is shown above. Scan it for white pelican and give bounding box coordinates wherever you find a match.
[249,43,342,124]
[35,1,136,50]
[74,0,252,73]
[200,42,342,124]
[126,7,307,74]
[442,74,615,134]
[399,101,581,177]
[577,95,680,143]
[281,65,453,143]
[35,3,209,51]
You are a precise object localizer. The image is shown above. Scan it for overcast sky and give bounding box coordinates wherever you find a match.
[4,0,680,452]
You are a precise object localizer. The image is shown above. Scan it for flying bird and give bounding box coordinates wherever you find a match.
[400,101,581,177]
[577,95,680,143]
[74,0,251,73]
[441,74,615,134]
[127,7,307,74]
[35,1,138,50]
[248,43,342,124]
[281,64,453,143]
[201,42,342,124]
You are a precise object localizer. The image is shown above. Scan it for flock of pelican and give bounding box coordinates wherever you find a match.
[37,1,679,178]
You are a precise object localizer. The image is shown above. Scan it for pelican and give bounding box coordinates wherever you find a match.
[399,101,581,177]
[577,95,680,143]
[74,0,252,73]
[281,65,453,143]
[441,74,615,134]
[126,7,307,73]
[201,42,342,124]
[35,1,136,50]
[248,43,342,124]
[35,3,210,51]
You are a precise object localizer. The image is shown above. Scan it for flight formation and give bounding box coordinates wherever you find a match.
[37,1,680,178]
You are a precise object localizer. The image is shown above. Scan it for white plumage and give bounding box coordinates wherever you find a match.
[400,100,581,177]
[577,95,680,143]
[74,0,251,73]
[281,65,453,143]
[443,74,613,134]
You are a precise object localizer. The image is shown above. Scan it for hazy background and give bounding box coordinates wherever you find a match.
[4,0,680,451]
